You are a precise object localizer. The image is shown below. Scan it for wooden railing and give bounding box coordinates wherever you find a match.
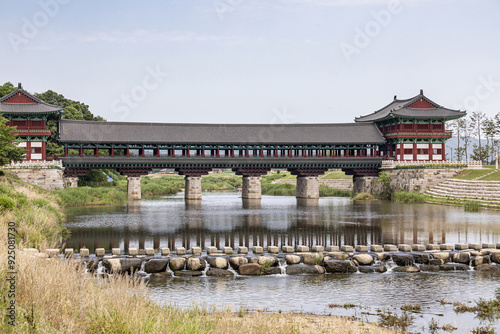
[381,160,482,169]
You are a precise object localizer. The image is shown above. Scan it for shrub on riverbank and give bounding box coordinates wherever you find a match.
[261,183,296,196]
[54,186,128,206]
[353,192,375,200]
[393,191,427,203]
[319,185,352,197]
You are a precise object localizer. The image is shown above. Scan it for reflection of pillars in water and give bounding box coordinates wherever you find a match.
[413,221,418,244]
[296,198,319,208]
[153,236,160,250]
[429,230,434,244]
[441,230,446,244]
[399,229,404,245]
[124,226,130,253]
[242,198,261,209]
[216,233,220,249]
[239,233,243,249]
[139,235,145,250]
[245,231,250,248]
[127,201,142,213]
[109,239,114,251]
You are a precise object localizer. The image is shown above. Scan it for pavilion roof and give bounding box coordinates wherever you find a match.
[0,83,63,114]
[58,119,386,145]
[354,90,466,122]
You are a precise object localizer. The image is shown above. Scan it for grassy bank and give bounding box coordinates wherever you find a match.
[392,191,427,203]
[0,171,395,333]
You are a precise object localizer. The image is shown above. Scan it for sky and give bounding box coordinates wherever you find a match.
[1,0,499,125]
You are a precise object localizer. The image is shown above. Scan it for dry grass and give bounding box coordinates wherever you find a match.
[0,171,395,334]
[0,248,395,333]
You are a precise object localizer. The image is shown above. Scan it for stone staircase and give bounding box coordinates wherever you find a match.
[426,179,500,207]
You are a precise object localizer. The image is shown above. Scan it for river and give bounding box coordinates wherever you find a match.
[64,192,500,333]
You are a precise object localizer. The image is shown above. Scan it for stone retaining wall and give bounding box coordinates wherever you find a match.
[24,242,500,277]
[273,179,353,190]
[365,168,463,195]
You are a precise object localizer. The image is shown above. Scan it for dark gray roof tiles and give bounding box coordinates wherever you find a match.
[0,87,63,114]
[355,92,465,122]
[59,119,386,145]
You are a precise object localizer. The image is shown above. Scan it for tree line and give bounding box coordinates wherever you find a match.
[448,111,500,163]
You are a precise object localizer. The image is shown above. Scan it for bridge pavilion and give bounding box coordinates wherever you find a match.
[1,84,466,202]
[0,84,63,161]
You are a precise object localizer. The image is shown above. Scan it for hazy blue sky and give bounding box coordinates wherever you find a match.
[1,0,499,124]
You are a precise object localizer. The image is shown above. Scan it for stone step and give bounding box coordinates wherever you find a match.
[426,193,500,206]
[427,188,500,199]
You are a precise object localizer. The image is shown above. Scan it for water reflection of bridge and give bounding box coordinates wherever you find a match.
[66,217,451,253]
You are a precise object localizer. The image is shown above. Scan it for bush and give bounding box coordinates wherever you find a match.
[319,185,352,197]
[464,200,481,212]
[261,183,296,196]
[353,192,374,200]
[393,191,426,203]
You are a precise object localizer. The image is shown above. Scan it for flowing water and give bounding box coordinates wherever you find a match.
[64,192,500,333]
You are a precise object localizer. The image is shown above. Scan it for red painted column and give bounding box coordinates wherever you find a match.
[141,147,145,157]
[442,143,446,161]
[216,147,220,158]
[111,147,115,157]
[64,145,68,157]
[94,147,99,157]
[126,147,130,157]
[231,147,235,158]
[79,146,83,157]
[260,148,264,158]
[413,143,417,161]
[42,141,46,160]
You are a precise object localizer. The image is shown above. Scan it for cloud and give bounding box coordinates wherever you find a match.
[49,29,227,44]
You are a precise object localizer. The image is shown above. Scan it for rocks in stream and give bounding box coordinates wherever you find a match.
[169,257,186,271]
[103,258,142,274]
[286,264,324,275]
[238,263,261,275]
[186,258,206,271]
[324,260,357,273]
[391,254,414,266]
[145,259,169,273]
[206,256,229,269]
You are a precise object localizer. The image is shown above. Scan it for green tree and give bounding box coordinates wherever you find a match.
[0,115,26,165]
[0,82,16,98]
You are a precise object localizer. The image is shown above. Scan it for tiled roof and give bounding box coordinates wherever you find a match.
[0,84,63,114]
[59,119,386,145]
[355,91,466,122]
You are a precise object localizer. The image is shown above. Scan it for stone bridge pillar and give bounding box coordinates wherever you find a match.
[352,176,377,195]
[233,167,271,202]
[242,176,262,199]
[296,176,320,199]
[127,177,142,201]
[185,176,202,200]
[117,168,153,201]
[289,167,328,203]
[176,167,212,202]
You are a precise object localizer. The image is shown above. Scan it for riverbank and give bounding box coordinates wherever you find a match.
[0,171,395,334]
[53,170,353,206]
